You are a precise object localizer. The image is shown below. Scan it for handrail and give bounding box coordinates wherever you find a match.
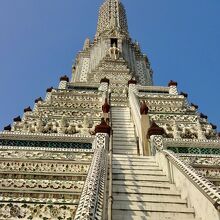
[133,123,140,156]
[151,135,220,211]
[108,130,113,220]
[74,134,109,220]
[163,149,220,210]
[108,92,113,220]
[129,90,142,153]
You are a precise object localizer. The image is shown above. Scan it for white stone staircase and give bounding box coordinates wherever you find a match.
[112,107,138,155]
[111,107,199,220]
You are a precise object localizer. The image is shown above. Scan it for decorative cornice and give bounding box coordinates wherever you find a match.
[163,138,220,149]
[0,131,94,143]
[137,85,170,93]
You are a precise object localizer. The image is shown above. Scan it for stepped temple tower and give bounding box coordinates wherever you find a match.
[1,0,220,219]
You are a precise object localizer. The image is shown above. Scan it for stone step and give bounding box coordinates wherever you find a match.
[113,132,135,136]
[111,105,128,107]
[112,109,130,111]
[112,165,161,170]
[113,137,136,142]
[112,115,130,118]
[112,162,159,168]
[112,159,157,164]
[112,109,130,112]
[112,201,193,213]
[112,119,131,122]
[112,157,157,162]
[113,150,138,155]
[113,180,171,189]
[112,125,134,131]
[113,134,135,138]
[113,140,137,145]
[111,111,129,113]
[112,107,129,109]
[113,129,134,135]
[112,123,132,126]
[112,110,130,112]
[113,143,137,147]
[112,158,156,163]
[113,174,169,182]
[112,114,130,116]
[113,185,178,195]
[112,117,130,120]
[112,211,197,220]
[112,121,132,124]
[113,147,137,151]
[113,169,164,175]
[112,126,134,132]
[112,118,131,120]
[112,144,137,148]
[112,113,130,116]
[113,155,154,158]
[113,155,155,159]
[113,193,186,204]
[112,123,131,126]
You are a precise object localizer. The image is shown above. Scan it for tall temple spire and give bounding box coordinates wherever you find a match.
[95,0,129,38]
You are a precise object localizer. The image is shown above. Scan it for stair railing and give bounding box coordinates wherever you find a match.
[129,91,142,155]
[151,135,220,220]
[108,92,113,220]
[133,123,140,156]
[74,133,109,220]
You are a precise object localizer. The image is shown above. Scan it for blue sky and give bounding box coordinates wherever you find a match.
[0,0,220,131]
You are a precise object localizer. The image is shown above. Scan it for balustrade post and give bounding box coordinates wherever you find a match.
[140,101,151,156]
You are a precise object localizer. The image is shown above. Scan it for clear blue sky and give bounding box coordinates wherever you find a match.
[0,0,220,131]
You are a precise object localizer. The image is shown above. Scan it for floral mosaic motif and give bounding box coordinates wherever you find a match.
[0,196,79,205]
[0,161,90,174]
[0,139,92,149]
[0,150,92,161]
[0,203,77,220]
[179,155,220,166]
[168,147,220,155]
[0,179,84,192]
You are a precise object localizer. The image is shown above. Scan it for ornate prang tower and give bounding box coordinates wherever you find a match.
[1,0,220,219]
